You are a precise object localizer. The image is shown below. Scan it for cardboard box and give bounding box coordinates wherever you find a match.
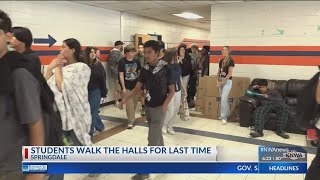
[198,76,207,89]
[229,77,250,98]
[205,76,219,97]
[196,98,205,114]
[205,97,219,117]
[196,88,205,99]
[204,96,240,120]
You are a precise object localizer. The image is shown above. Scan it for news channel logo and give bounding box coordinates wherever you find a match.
[22,165,47,173]
[282,150,306,160]
[259,146,307,162]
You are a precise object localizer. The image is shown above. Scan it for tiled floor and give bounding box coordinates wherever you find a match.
[64,105,316,180]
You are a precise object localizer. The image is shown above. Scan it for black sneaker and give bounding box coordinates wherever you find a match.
[275,131,289,139]
[250,130,264,138]
[131,174,150,180]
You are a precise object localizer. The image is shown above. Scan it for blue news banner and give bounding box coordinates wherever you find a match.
[22,146,307,174]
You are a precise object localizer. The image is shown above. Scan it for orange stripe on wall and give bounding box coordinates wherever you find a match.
[32,45,113,51]
[210,46,320,51]
[210,55,320,66]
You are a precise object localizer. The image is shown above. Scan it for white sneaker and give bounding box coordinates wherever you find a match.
[222,119,227,125]
[167,127,176,135]
[218,116,222,120]
[115,101,119,107]
[162,127,167,134]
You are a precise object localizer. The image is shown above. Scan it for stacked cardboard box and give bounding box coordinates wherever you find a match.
[195,76,209,114]
[195,76,250,121]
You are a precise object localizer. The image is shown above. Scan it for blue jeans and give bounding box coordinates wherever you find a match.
[219,78,232,120]
[89,88,105,136]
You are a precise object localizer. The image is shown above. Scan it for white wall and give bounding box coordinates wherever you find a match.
[1,1,210,102]
[210,1,320,81]
[121,13,210,48]
[1,1,121,102]
[1,1,121,46]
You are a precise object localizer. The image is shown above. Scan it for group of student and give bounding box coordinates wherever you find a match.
[0,9,319,180]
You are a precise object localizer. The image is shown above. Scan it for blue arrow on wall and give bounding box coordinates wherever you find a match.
[34,35,57,47]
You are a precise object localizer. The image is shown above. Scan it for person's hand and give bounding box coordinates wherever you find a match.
[48,55,66,70]
[252,85,259,89]
[25,174,45,180]
[261,94,268,98]
[162,104,168,113]
[183,90,188,97]
[122,89,127,94]
[118,101,125,110]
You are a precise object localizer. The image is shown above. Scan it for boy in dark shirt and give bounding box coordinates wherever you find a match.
[0,10,45,180]
[119,40,175,180]
[249,79,290,139]
[118,44,141,129]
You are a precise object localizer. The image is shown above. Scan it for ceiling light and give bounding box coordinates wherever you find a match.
[173,12,204,19]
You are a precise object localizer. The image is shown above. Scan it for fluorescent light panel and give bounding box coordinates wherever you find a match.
[173,12,204,19]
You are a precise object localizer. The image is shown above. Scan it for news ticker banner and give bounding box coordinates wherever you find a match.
[22,146,307,174]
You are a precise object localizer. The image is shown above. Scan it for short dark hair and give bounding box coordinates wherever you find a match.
[0,10,12,33]
[138,43,144,46]
[158,40,165,50]
[63,38,83,62]
[163,49,177,64]
[114,40,124,46]
[144,40,160,53]
[257,79,268,87]
[11,27,33,48]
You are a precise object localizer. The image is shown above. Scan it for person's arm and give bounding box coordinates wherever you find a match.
[119,72,126,93]
[316,77,320,104]
[55,65,63,92]
[180,76,187,96]
[162,84,175,112]
[216,60,221,83]
[118,60,126,93]
[28,120,45,145]
[264,90,283,102]
[99,63,108,98]
[44,68,53,80]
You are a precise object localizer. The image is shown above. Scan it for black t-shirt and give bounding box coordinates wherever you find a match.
[118,58,141,90]
[138,62,173,107]
[219,58,235,80]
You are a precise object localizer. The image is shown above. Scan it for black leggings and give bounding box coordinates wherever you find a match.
[305,128,320,180]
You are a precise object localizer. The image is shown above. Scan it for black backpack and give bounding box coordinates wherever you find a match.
[295,72,320,130]
[6,51,63,146]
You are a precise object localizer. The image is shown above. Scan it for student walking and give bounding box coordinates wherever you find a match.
[85,47,107,136]
[118,44,141,129]
[45,38,92,146]
[0,10,45,180]
[162,50,187,135]
[119,40,175,180]
[10,26,41,73]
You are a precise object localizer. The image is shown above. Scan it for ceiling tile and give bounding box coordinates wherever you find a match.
[153,1,194,8]
[185,1,217,6]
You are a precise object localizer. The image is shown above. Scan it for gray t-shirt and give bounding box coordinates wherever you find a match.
[0,68,42,172]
